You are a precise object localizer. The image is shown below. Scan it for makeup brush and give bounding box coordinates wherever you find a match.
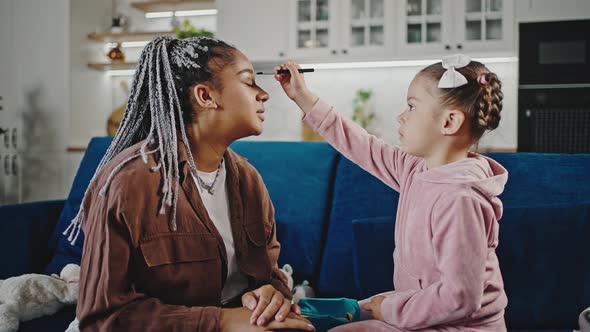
[256,68,315,75]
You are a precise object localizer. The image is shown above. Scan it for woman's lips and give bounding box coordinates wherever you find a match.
[257,110,265,121]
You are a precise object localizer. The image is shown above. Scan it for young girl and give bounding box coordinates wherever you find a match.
[275,54,508,331]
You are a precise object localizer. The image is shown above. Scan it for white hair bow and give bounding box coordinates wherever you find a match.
[438,54,471,88]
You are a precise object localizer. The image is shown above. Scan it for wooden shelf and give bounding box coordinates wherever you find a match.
[87,62,138,71]
[87,31,174,43]
[130,0,215,13]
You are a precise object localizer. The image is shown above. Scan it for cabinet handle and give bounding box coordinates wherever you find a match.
[331,50,337,55]
[3,131,8,149]
[4,155,9,176]
[11,154,17,176]
[342,49,348,54]
[456,44,463,49]
[0,106,3,111]
[11,128,16,149]
[279,52,285,57]
[445,45,451,50]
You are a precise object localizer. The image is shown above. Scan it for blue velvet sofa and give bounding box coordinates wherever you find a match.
[1,137,588,331]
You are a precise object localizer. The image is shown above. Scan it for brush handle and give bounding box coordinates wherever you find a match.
[276,68,315,74]
[256,68,315,75]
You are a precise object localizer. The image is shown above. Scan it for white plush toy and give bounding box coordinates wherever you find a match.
[280,264,295,291]
[293,280,315,304]
[0,264,80,332]
[579,307,590,332]
[279,264,315,304]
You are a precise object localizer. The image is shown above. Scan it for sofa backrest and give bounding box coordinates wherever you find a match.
[45,137,114,275]
[315,157,400,298]
[230,141,340,283]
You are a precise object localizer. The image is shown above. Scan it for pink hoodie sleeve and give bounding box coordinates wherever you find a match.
[380,195,488,330]
[303,100,421,192]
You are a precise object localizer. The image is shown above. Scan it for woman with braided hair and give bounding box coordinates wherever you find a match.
[72,37,315,331]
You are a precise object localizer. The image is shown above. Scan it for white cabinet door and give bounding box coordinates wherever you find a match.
[340,0,395,58]
[0,0,20,205]
[288,0,340,60]
[0,123,22,205]
[0,0,16,152]
[216,0,289,63]
[397,0,454,57]
[454,0,515,54]
[2,153,21,205]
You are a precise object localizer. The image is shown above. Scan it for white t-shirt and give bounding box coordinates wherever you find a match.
[191,160,248,304]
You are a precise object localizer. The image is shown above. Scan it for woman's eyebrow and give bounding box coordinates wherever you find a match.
[236,68,254,76]
[407,96,420,103]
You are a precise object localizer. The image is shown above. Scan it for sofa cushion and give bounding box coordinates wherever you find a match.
[487,152,590,330]
[45,137,113,274]
[352,216,395,299]
[317,157,400,297]
[230,141,339,283]
[498,204,590,330]
[17,306,76,332]
[0,200,64,278]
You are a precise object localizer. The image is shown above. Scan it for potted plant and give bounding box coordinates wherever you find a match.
[351,89,377,133]
[175,20,214,39]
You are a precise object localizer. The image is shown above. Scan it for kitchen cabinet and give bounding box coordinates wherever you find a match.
[288,0,395,60]
[398,0,515,56]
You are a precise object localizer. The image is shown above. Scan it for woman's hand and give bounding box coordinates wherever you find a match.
[241,284,304,326]
[220,307,315,332]
[274,60,318,114]
[361,295,386,321]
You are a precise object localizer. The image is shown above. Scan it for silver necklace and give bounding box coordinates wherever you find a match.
[195,162,222,195]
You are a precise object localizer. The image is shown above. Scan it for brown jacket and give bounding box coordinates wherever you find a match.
[76,140,291,331]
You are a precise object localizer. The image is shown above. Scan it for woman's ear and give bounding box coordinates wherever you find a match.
[192,84,218,110]
[440,109,465,136]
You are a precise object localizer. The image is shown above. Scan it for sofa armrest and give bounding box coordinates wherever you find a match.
[0,200,65,278]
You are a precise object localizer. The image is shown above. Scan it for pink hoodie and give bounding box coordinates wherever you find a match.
[303,100,509,332]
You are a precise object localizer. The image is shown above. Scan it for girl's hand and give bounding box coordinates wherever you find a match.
[361,295,386,321]
[274,60,318,114]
